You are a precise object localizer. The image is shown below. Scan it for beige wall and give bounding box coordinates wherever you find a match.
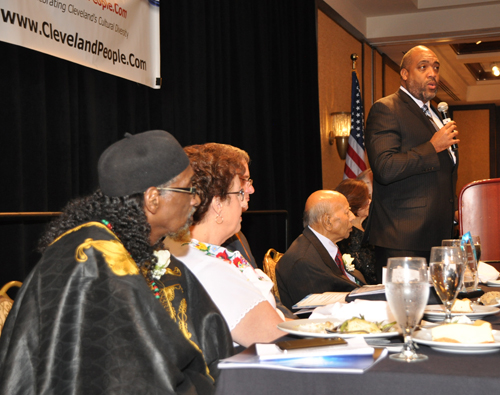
[454,109,490,193]
[383,64,400,98]
[363,43,373,113]
[318,10,362,189]
[374,52,383,103]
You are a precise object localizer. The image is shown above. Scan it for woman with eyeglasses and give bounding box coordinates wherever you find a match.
[164,143,286,348]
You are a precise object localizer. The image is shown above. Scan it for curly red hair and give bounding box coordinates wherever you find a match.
[184,143,246,224]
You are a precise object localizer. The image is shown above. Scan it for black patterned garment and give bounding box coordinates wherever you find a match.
[338,227,378,285]
[0,222,232,395]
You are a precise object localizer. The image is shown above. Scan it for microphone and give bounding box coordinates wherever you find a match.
[437,102,458,151]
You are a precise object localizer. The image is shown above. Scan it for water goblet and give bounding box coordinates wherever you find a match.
[385,257,430,362]
[429,246,466,323]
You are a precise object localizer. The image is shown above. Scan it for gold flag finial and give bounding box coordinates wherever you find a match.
[351,53,358,70]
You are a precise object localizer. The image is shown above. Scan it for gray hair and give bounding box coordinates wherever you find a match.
[303,199,332,228]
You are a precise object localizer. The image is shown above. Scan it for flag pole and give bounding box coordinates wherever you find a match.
[343,53,367,179]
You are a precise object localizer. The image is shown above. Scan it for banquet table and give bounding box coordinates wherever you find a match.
[215,286,500,395]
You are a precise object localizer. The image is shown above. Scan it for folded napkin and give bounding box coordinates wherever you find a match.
[309,300,395,322]
[478,261,499,283]
[256,337,373,360]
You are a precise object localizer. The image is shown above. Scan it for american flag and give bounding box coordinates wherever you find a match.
[343,71,368,179]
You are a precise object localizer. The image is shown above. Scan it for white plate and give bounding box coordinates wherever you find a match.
[413,329,500,354]
[423,304,500,322]
[479,300,500,308]
[487,280,500,287]
[277,318,399,339]
[482,302,500,308]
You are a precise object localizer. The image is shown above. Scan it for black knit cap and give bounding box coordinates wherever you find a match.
[98,130,190,197]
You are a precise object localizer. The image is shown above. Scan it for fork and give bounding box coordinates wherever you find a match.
[325,328,370,334]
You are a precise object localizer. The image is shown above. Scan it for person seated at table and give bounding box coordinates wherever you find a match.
[164,143,286,347]
[335,179,377,284]
[216,144,295,319]
[0,131,233,394]
[276,190,366,311]
[219,145,256,265]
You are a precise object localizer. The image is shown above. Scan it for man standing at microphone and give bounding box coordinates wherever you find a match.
[365,45,459,283]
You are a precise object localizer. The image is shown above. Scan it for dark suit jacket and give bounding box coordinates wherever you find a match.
[275,227,361,311]
[365,89,458,252]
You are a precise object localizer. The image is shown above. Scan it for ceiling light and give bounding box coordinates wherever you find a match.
[492,64,500,77]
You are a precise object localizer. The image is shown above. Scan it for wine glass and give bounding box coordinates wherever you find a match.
[441,239,461,247]
[472,235,482,261]
[429,246,466,323]
[465,235,481,291]
[441,239,467,292]
[385,257,430,362]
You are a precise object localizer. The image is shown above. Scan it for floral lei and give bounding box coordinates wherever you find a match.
[188,239,265,280]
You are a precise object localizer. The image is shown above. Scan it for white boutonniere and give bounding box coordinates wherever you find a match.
[342,253,355,272]
[152,250,171,279]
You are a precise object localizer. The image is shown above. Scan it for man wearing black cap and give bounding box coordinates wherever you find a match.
[0,131,233,394]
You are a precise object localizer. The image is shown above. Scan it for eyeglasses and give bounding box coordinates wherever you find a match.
[227,189,245,201]
[157,187,197,196]
[240,177,253,187]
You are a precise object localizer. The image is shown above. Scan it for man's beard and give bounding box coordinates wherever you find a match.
[407,78,437,102]
[166,206,196,242]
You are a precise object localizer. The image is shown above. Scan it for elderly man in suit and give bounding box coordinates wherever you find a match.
[365,45,459,283]
[276,190,365,310]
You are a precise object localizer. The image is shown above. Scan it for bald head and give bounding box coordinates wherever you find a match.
[304,191,342,225]
[400,46,432,71]
[303,190,354,243]
[400,45,440,102]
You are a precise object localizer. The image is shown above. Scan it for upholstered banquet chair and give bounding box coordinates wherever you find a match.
[459,178,500,263]
[0,281,22,337]
[263,248,283,299]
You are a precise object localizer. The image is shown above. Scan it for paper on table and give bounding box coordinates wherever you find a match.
[347,284,385,296]
[292,292,349,309]
[256,337,374,360]
[218,343,388,374]
[310,300,396,323]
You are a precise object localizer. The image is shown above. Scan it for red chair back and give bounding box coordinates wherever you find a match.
[459,178,500,261]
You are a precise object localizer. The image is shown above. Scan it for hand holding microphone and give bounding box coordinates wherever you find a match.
[437,102,458,151]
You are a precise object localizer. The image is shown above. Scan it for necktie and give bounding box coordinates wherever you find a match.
[335,250,359,285]
[334,250,349,277]
[422,105,440,131]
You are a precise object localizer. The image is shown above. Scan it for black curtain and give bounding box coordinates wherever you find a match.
[0,0,321,283]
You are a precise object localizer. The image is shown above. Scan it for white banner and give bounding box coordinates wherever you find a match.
[0,0,161,88]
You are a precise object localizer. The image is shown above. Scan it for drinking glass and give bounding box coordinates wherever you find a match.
[472,235,482,261]
[441,239,461,247]
[385,257,429,362]
[429,246,466,323]
[441,239,467,292]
